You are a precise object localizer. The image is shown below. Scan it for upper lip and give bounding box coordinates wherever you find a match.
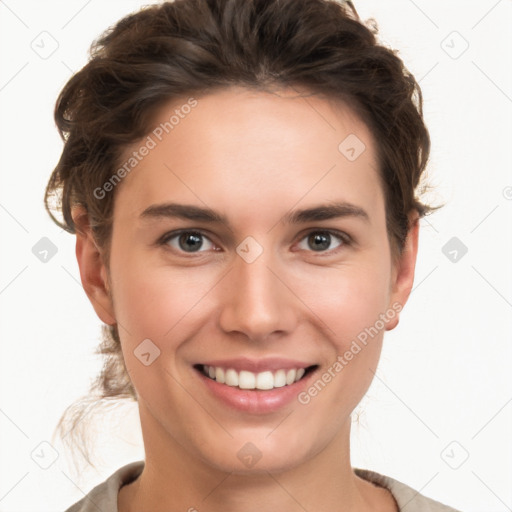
[196,357,316,373]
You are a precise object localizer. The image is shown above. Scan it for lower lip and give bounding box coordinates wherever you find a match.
[196,368,317,414]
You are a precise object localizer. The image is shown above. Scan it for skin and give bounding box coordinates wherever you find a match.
[72,85,419,512]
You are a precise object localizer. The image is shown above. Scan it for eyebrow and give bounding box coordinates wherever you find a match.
[139,201,370,225]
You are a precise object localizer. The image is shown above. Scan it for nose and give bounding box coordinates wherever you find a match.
[218,248,297,343]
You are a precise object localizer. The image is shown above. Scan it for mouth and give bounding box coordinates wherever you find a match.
[193,363,318,391]
[193,358,320,413]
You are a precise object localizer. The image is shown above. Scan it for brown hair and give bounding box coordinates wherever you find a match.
[46,0,437,469]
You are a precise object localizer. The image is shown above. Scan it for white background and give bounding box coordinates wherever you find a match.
[0,1,511,511]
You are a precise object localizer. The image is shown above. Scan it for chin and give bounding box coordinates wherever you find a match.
[191,430,320,476]
[206,451,307,476]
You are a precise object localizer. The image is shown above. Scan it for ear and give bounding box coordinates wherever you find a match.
[72,206,116,325]
[385,210,420,331]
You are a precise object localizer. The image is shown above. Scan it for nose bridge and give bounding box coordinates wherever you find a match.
[218,243,295,340]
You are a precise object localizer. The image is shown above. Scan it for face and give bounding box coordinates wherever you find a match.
[76,86,418,475]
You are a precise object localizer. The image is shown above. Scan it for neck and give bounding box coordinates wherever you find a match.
[118,401,396,512]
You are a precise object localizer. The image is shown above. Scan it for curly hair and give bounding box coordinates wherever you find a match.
[45,0,436,469]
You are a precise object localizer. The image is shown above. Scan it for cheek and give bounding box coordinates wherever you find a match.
[294,257,392,343]
[296,266,392,411]
[111,272,181,338]
[108,245,220,346]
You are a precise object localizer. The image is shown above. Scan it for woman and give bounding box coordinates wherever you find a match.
[45,0,460,510]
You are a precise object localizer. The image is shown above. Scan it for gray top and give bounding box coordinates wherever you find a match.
[64,460,461,511]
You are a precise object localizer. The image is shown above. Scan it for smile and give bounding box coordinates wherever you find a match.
[199,364,317,390]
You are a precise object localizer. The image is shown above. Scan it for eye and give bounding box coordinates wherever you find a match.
[158,229,351,256]
[159,230,217,253]
[296,230,350,254]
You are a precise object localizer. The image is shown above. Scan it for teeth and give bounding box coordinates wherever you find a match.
[225,368,239,387]
[215,367,225,384]
[202,365,309,390]
[286,369,296,385]
[239,370,256,389]
[274,369,287,388]
[256,371,274,390]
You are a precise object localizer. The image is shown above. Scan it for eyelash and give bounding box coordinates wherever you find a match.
[157,229,352,256]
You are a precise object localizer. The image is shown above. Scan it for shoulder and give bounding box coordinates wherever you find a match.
[63,460,145,512]
[354,468,462,512]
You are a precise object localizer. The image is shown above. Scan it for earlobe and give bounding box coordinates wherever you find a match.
[385,211,420,331]
[72,206,116,325]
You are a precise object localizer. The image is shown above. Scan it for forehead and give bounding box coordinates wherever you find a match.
[113,86,383,227]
